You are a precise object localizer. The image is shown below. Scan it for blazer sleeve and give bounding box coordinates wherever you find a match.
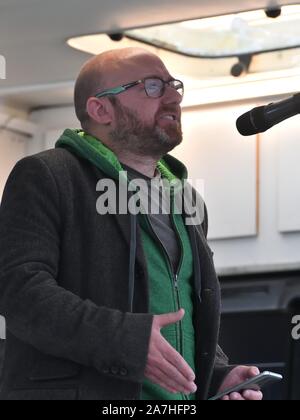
[194,190,236,397]
[0,155,153,383]
[209,346,236,398]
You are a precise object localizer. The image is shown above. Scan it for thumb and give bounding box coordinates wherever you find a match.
[158,308,185,329]
[248,367,260,378]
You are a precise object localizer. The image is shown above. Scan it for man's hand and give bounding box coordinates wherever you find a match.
[145,308,197,395]
[218,366,263,401]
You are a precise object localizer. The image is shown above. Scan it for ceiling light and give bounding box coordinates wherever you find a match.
[67,5,300,84]
[125,4,300,58]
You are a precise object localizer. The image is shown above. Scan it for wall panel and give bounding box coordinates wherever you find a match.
[172,104,258,240]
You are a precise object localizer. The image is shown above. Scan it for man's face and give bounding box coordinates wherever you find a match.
[104,54,183,157]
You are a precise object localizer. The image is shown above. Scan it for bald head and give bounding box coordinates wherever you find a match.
[74,47,162,129]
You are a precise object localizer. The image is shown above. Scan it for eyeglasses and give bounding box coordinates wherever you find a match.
[94,77,184,99]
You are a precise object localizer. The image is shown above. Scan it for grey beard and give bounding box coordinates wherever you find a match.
[111,128,180,156]
[108,98,182,158]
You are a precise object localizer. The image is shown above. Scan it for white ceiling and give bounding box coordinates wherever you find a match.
[0,0,296,109]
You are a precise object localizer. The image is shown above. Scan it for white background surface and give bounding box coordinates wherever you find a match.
[276,117,300,233]
[174,104,258,240]
[0,130,27,202]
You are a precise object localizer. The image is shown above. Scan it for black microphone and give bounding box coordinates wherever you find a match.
[236,93,300,136]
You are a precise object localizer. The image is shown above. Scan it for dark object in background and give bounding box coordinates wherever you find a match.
[220,310,289,400]
[231,55,252,78]
[219,271,300,400]
[108,33,124,41]
[0,340,4,378]
[265,8,282,19]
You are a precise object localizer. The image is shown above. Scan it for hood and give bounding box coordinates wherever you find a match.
[55,129,188,183]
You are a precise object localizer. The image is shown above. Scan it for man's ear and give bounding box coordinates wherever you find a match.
[86,97,113,125]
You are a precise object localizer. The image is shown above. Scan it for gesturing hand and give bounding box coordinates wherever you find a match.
[144,308,197,395]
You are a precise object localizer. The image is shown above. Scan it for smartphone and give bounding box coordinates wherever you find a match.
[208,371,283,400]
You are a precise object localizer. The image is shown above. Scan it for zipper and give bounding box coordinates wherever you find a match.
[174,274,182,352]
[170,204,189,401]
[145,214,182,292]
[144,212,188,400]
[170,193,184,358]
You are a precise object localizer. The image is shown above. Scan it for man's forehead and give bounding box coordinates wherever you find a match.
[102,52,172,87]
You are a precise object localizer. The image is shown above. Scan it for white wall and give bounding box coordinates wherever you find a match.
[0,130,28,201]
[172,101,300,275]
[206,112,300,275]
[174,104,258,241]
[0,104,36,198]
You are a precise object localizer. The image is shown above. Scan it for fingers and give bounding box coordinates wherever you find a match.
[162,339,195,381]
[146,309,197,395]
[221,393,245,401]
[145,336,196,394]
[228,393,245,401]
[158,357,196,393]
[145,365,196,395]
[248,366,260,377]
[145,371,178,394]
[145,343,197,394]
[157,308,185,329]
[243,390,263,400]
[221,391,263,401]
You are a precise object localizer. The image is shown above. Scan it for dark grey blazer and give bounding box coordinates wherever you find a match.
[0,148,231,400]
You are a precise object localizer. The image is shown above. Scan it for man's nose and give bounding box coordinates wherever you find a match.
[162,85,183,105]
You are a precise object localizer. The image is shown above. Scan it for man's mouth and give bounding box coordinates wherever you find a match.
[159,114,177,122]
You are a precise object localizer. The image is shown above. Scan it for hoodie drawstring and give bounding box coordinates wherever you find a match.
[128,212,137,312]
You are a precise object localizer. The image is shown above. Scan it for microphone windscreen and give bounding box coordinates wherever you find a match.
[236,114,255,136]
[236,106,267,136]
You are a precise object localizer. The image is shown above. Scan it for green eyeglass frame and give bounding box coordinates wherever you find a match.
[94,77,184,99]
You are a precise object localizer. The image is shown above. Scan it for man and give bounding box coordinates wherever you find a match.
[0,47,262,400]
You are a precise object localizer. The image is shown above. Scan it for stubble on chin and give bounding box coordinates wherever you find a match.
[155,126,183,150]
[110,125,182,158]
[109,100,183,157]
